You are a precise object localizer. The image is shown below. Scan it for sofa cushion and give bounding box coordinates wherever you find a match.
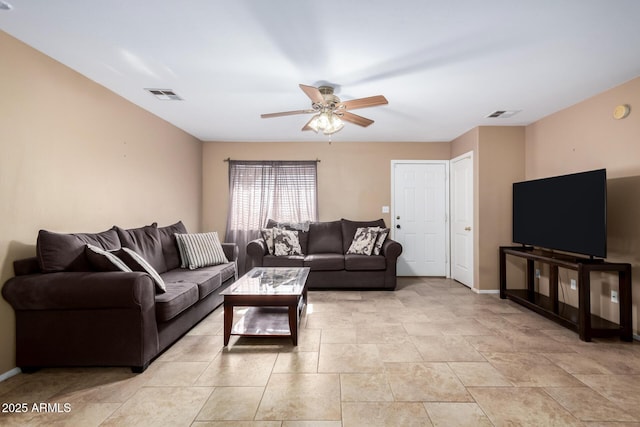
[307,221,343,254]
[345,254,386,271]
[175,232,229,269]
[197,262,237,285]
[37,228,121,273]
[273,228,303,256]
[304,254,345,271]
[85,245,132,272]
[341,219,386,254]
[115,224,168,274]
[263,255,305,267]
[157,221,188,271]
[161,267,226,300]
[154,282,199,322]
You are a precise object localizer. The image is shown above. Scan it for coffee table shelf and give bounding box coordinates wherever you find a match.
[231,306,293,337]
[220,267,310,346]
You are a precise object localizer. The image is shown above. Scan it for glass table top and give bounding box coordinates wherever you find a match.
[220,267,310,296]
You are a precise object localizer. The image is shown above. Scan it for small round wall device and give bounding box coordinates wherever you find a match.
[613,104,631,120]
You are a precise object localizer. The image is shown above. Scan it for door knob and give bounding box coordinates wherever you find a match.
[464,226,471,231]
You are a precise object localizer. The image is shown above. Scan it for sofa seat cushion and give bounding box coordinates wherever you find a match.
[263,255,304,267]
[161,262,236,300]
[345,254,386,271]
[196,262,237,284]
[304,254,345,271]
[154,282,199,322]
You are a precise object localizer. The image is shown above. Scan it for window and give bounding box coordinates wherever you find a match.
[225,160,318,272]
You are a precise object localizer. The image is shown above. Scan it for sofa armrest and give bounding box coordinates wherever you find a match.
[2,271,156,311]
[221,243,239,262]
[247,238,268,257]
[246,238,267,270]
[382,238,402,260]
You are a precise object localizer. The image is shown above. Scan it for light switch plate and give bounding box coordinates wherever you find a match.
[382,206,390,213]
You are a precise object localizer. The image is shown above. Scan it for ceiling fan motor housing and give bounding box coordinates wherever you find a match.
[316,86,340,110]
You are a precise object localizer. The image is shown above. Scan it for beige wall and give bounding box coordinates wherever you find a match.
[477,127,526,291]
[451,127,526,291]
[0,32,203,374]
[525,76,640,331]
[202,141,450,237]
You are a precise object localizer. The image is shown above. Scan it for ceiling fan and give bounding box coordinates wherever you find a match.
[261,84,388,135]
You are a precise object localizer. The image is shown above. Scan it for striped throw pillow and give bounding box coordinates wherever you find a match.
[175,231,229,270]
[118,247,167,293]
[85,244,132,272]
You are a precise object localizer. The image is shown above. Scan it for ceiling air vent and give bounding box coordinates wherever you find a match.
[145,88,183,101]
[486,110,521,118]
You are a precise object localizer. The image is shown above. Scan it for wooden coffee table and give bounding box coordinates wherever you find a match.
[220,267,310,346]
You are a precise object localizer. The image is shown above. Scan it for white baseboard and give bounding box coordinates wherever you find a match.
[471,288,500,295]
[0,367,21,383]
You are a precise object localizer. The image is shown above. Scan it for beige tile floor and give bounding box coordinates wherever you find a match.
[2,277,640,426]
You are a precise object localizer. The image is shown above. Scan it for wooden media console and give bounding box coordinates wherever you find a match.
[499,246,632,342]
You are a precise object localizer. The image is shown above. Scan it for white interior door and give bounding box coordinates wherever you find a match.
[451,152,474,288]
[392,161,449,276]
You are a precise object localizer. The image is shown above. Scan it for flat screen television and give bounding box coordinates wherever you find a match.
[512,169,607,258]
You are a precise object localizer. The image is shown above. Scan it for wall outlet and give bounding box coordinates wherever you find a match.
[535,269,540,278]
[570,279,577,290]
[611,290,619,304]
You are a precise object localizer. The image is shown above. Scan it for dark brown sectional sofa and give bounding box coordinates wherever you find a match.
[246,219,402,290]
[2,221,237,373]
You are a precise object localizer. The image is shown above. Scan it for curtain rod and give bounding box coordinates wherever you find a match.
[223,158,320,163]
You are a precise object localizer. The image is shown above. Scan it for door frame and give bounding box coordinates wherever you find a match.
[390,160,450,278]
[450,151,475,290]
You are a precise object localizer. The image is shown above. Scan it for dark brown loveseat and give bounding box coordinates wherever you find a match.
[246,219,402,290]
[2,221,237,373]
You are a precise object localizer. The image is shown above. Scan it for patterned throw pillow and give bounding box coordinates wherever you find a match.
[261,228,275,255]
[273,228,303,256]
[175,231,229,270]
[373,227,390,255]
[347,227,380,256]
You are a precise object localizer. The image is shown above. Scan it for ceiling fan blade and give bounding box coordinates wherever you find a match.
[337,95,388,110]
[340,111,374,127]
[261,109,315,119]
[299,84,325,104]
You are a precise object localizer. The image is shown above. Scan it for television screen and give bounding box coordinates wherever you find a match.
[512,169,607,258]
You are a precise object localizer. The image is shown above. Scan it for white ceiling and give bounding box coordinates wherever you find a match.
[2,0,640,143]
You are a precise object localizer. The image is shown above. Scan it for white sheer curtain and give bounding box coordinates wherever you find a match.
[225,160,318,273]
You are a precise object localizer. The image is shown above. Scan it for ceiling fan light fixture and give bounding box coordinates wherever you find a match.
[308,111,343,135]
[324,113,344,135]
